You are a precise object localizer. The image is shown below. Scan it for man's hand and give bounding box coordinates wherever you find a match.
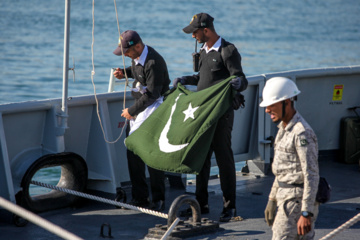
[264,200,277,226]
[172,77,185,88]
[114,68,125,79]
[233,92,245,110]
[121,108,134,120]
[229,76,243,90]
[297,215,312,236]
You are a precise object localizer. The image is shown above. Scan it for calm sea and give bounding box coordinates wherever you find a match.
[0,0,359,105]
[0,0,359,193]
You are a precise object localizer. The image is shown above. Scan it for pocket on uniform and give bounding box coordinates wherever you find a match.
[275,145,296,164]
[284,199,301,218]
[209,59,223,72]
[277,144,296,154]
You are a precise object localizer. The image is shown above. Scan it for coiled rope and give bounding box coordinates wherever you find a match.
[0,196,83,240]
[319,212,360,240]
[90,0,130,144]
[30,180,168,219]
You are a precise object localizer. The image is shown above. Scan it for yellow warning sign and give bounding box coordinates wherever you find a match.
[332,85,343,101]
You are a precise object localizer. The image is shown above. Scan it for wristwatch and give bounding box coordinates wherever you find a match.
[302,211,313,218]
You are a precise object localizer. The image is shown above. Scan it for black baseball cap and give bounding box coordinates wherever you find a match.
[183,13,214,34]
[113,30,142,56]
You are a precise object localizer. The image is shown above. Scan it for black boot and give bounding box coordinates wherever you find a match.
[219,208,236,222]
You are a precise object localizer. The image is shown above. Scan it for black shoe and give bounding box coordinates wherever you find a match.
[151,200,165,211]
[200,205,210,214]
[179,204,209,217]
[114,187,127,209]
[128,198,150,208]
[219,208,237,222]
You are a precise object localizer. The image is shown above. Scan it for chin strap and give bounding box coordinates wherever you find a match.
[282,101,286,119]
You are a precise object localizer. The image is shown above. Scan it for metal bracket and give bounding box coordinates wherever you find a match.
[348,106,360,119]
[145,195,220,239]
[260,136,274,147]
[167,195,201,227]
[145,218,220,240]
[69,57,75,82]
[100,223,113,238]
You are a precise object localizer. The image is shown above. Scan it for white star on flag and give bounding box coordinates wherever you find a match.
[182,103,199,122]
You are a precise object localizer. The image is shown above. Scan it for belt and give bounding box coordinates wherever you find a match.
[278,181,304,188]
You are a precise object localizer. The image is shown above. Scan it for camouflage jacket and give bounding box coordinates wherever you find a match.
[269,112,319,213]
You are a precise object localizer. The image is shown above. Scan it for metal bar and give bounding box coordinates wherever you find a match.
[61,0,71,127]
[0,114,15,202]
[0,197,83,240]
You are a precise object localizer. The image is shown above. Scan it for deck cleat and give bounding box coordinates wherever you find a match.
[144,195,221,239]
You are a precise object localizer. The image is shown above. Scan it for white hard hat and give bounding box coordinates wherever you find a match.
[259,77,301,107]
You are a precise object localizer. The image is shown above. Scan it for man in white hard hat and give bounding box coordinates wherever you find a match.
[260,77,320,239]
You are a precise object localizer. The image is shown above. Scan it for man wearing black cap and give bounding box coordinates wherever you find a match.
[174,13,248,222]
[113,30,170,211]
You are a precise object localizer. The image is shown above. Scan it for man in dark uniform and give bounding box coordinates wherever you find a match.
[113,30,170,211]
[173,13,248,222]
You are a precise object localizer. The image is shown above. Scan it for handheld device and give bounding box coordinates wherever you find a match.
[192,39,200,72]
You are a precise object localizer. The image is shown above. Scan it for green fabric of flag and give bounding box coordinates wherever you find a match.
[125,76,235,174]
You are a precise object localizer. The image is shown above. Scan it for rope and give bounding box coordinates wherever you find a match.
[0,196,83,240]
[89,0,130,144]
[29,181,182,239]
[30,181,168,219]
[319,212,360,240]
[161,217,180,240]
[113,0,130,102]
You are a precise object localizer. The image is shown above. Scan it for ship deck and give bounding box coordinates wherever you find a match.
[1,157,360,240]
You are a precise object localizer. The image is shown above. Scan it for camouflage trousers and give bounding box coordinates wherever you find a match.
[272,198,319,240]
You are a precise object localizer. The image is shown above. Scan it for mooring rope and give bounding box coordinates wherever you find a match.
[30,181,168,219]
[160,217,181,240]
[0,196,83,240]
[319,212,360,240]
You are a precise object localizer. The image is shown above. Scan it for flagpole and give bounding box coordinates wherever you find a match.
[61,0,70,134]
[55,0,71,152]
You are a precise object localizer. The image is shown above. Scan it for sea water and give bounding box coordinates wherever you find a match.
[1,0,359,104]
[0,0,359,193]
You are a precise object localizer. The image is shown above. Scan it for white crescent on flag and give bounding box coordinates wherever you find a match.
[158,93,190,153]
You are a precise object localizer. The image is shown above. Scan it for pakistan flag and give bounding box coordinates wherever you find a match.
[125,77,235,174]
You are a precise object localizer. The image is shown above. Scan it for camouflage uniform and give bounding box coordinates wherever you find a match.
[269,112,320,240]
